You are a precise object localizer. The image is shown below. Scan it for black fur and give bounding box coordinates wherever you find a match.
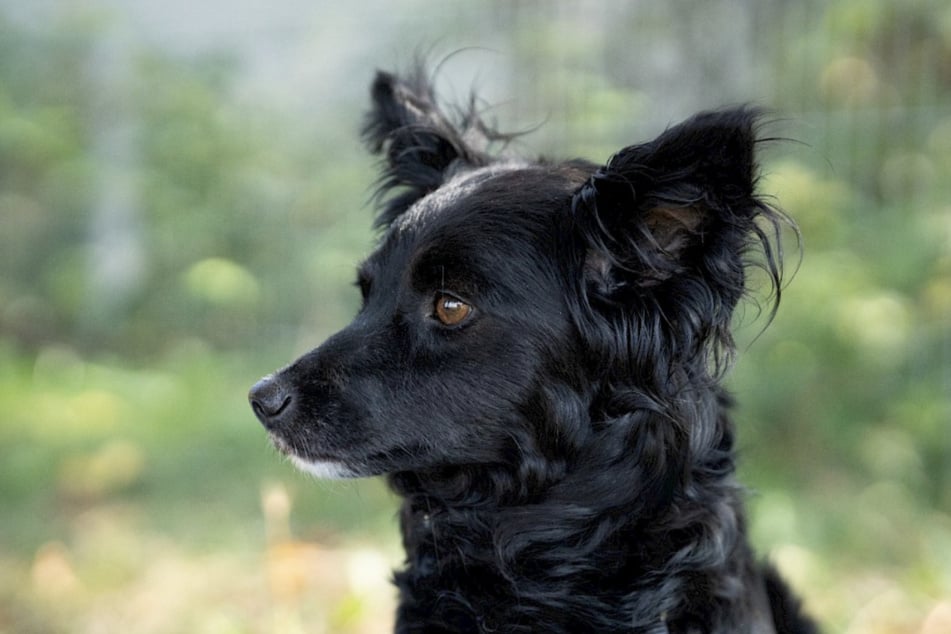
[249,67,817,634]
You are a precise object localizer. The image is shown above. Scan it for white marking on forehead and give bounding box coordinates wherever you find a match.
[397,161,527,231]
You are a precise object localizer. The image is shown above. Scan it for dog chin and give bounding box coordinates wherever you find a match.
[289,455,361,479]
[268,434,362,479]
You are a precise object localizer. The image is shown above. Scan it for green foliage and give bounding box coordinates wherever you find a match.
[0,14,374,359]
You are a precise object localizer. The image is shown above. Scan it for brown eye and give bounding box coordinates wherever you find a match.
[434,294,472,327]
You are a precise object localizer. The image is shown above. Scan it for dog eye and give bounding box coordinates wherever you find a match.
[433,294,472,327]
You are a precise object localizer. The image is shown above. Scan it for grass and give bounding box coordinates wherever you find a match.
[0,342,401,633]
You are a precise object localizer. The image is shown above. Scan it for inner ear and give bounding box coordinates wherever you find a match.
[583,249,618,297]
[645,204,704,258]
[583,202,707,297]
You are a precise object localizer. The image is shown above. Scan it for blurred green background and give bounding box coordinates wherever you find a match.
[1,1,949,632]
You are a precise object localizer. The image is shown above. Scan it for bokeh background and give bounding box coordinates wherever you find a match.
[1,1,949,632]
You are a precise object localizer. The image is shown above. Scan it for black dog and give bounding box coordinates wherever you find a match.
[249,67,816,633]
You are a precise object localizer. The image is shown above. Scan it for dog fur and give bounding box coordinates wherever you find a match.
[249,66,817,633]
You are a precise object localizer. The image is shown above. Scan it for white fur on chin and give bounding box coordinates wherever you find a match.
[290,455,358,479]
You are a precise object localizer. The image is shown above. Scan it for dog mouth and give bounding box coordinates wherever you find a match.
[267,433,364,479]
[268,432,433,479]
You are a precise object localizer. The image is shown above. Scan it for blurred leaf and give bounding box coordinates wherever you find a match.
[184,258,260,307]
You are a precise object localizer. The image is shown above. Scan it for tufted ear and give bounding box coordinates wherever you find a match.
[571,107,779,308]
[362,67,500,227]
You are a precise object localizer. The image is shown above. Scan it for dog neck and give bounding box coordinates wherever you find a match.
[386,407,772,633]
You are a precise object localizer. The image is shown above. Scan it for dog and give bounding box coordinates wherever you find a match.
[249,66,817,633]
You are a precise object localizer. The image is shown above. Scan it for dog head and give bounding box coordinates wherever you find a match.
[249,67,786,482]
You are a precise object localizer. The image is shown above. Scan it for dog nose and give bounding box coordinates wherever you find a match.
[248,375,292,428]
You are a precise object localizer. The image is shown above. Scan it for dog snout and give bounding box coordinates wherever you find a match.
[248,375,293,429]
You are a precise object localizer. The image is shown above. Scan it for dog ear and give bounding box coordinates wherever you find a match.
[362,68,495,227]
[572,107,778,305]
